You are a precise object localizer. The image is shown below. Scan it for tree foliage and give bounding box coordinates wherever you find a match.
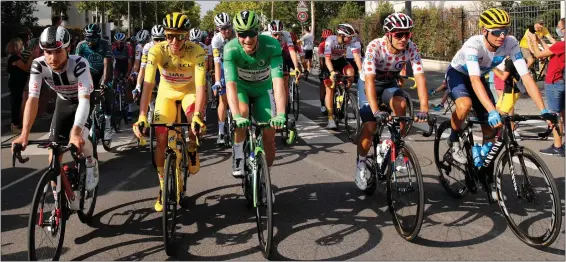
[1,1,39,27]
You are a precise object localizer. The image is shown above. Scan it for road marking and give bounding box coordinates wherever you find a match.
[1,168,48,191]
[1,92,10,99]
[109,164,150,191]
[295,113,343,144]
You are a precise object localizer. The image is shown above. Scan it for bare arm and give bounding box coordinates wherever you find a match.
[226,81,240,115]
[20,97,39,139]
[272,77,286,115]
[414,73,429,112]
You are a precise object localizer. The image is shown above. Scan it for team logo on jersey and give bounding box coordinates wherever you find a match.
[365,53,374,61]
[257,60,266,66]
[514,52,523,60]
[394,61,407,71]
[178,63,191,69]
[74,61,87,78]
[492,56,505,67]
[87,53,103,63]
[266,44,276,49]
[466,55,478,62]
[163,62,169,68]
[213,49,220,57]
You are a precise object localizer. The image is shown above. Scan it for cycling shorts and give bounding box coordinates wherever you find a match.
[153,86,196,127]
[305,50,313,59]
[323,57,353,79]
[357,78,404,123]
[446,66,494,121]
[49,96,92,142]
[236,81,276,123]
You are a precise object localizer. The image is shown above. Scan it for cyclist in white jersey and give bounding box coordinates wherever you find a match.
[355,13,430,190]
[211,12,236,145]
[300,27,315,75]
[323,23,363,129]
[11,26,99,191]
[446,8,551,169]
[133,25,166,125]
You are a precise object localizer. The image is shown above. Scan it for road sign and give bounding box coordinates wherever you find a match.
[297,11,308,22]
[297,0,308,12]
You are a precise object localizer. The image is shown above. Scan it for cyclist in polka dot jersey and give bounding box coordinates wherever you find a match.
[354,13,430,191]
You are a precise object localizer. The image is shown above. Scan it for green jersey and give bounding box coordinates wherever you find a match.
[223,34,284,86]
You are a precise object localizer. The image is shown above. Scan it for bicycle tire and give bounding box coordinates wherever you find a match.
[362,154,378,196]
[28,170,66,261]
[332,87,342,130]
[255,151,273,259]
[162,153,178,257]
[386,143,424,241]
[179,135,190,209]
[434,120,469,198]
[344,92,360,143]
[399,89,414,138]
[112,93,123,133]
[78,141,99,224]
[495,146,562,247]
[224,110,233,148]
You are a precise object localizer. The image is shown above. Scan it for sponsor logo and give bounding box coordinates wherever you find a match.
[213,48,220,57]
[482,141,502,167]
[514,52,523,60]
[365,54,374,61]
[168,72,185,77]
[178,63,191,69]
[466,55,479,62]
[257,60,266,66]
[394,61,407,70]
[197,53,206,58]
[87,53,103,63]
[266,44,277,49]
[237,67,270,82]
[491,56,505,67]
[197,62,205,68]
[74,61,87,78]
[225,46,238,52]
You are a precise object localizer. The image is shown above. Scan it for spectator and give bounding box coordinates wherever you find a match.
[5,38,36,133]
[70,35,80,54]
[529,18,565,157]
[519,20,557,70]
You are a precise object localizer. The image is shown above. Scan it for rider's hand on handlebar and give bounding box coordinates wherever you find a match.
[191,112,206,135]
[294,68,302,81]
[269,113,287,129]
[233,114,251,128]
[541,109,556,128]
[69,132,85,153]
[133,115,148,138]
[11,135,29,153]
[488,110,503,128]
[211,81,222,92]
[373,111,390,125]
[415,111,429,123]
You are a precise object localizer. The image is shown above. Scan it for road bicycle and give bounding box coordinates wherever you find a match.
[13,140,98,260]
[530,57,549,82]
[433,114,562,247]
[331,72,360,143]
[89,89,113,153]
[360,116,435,241]
[288,70,301,122]
[112,76,130,132]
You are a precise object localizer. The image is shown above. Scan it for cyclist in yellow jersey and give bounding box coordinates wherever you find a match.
[133,12,207,212]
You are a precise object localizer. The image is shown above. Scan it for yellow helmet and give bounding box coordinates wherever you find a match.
[163,12,191,31]
[479,8,511,29]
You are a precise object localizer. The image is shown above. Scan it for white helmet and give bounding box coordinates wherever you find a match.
[39,26,71,50]
[268,20,284,33]
[151,25,165,39]
[189,28,202,42]
[214,12,231,27]
[136,30,150,43]
[383,13,414,32]
[336,23,356,37]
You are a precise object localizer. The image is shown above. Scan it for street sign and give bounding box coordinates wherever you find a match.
[297,11,308,22]
[297,0,308,12]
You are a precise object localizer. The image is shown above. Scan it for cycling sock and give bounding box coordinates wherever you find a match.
[449,128,460,142]
[218,122,225,135]
[327,109,334,120]
[234,141,244,159]
[358,156,366,163]
[157,167,164,180]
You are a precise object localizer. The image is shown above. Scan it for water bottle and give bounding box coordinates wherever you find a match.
[480,142,493,160]
[472,143,483,167]
[375,143,384,165]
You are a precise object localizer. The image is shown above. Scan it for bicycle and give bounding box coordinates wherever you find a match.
[530,56,549,82]
[392,75,416,137]
[288,70,301,122]
[112,76,130,132]
[433,114,562,247]
[13,140,98,260]
[231,115,274,258]
[330,72,360,143]
[360,116,435,241]
[138,101,196,257]
[89,89,113,153]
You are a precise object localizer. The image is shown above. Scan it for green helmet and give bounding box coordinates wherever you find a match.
[233,10,259,32]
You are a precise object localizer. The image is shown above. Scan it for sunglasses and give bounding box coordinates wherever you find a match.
[218,25,232,31]
[166,33,187,41]
[486,28,509,37]
[391,31,412,39]
[153,38,165,42]
[238,30,258,38]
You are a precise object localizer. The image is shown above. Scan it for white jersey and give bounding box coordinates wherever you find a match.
[324,35,359,60]
[135,43,144,60]
[450,35,528,77]
[29,55,93,101]
[211,30,236,62]
[300,32,314,50]
[261,30,295,51]
[346,37,362,59]
[140,41,156,69]
[361,37,424,80]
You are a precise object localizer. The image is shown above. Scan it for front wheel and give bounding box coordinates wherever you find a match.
[434,120,469,198]
[495,146,562,247]
[399,89,414,137]
[78,142,99,224]
[163,153,178,257]
[344,92,360,143]
[291,80,300,121]
[28,171,66,261]
[255,151,273,258]
[332,87,343,130]
[387,143,424,241]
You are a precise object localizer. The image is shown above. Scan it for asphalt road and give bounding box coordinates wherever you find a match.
[1,70,564,260]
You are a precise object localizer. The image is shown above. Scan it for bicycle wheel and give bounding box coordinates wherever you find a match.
[254,151,273,258]
[292,80,300,121]
[179,138,190,208]
[332,87,342,130]
[78,141,99,224]
[112,94,123,132]
[224,110,233,148]
[100,115,112,152]
[399,89,414,138]
[28,171,66,261]
[344,92,360,143]
[434,120,469,198]
[162,153,178,256]
[495,146,562,247]
[386,143,424,241]
[149,126,157,169]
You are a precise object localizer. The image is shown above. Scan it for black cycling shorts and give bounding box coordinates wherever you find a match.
[49,96,94,141]
[305,50,313,59]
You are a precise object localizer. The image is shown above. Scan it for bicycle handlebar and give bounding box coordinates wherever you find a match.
[12,141,81,167]
[468,114,561,139]
[373,115,436,138]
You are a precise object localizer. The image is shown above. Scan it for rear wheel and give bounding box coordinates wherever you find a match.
[344,92,360,143]
[255,151,273,258]
[291,80,300,121]
[434,120,469,198]
[163,153,178,257]
[28,171,66,261]
[112,93,123,133]
[332,87,343,130]
[387,143,424,241]
[78,142,99,224]
[399,90,414,138]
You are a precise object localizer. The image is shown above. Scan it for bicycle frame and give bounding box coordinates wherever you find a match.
[247,123,269,208]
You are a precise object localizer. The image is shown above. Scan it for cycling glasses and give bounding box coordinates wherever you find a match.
[391,31,412,39]
[166,33,187,41]
[218,25,232,31]
[486,28,509,37]
[238,30,258,38]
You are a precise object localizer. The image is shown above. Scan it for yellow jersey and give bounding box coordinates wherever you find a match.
[144,41,206,93]
[519,27,551,49]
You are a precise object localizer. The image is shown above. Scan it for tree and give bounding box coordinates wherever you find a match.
[45,1,71,21]
[201,9,216,32]
[328,1,365,30]
[1,1,39,27]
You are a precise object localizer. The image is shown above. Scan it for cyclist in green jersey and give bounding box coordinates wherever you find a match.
[224,10,287,178]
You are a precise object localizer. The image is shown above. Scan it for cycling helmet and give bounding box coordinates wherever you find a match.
[39,26,71,50]
[321,29,333,38]
[214,12,231,27]
[233,10,259,32]
[479,8,511,29]
[136,30,150,43]
[383,13,414,32]
[83,23,101,37]
[268,20,284,33]
[163,12,191,31]
[151,25,165,39]
[336,23,356,37]
[189,28,203,42]
[114,32,126,42]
